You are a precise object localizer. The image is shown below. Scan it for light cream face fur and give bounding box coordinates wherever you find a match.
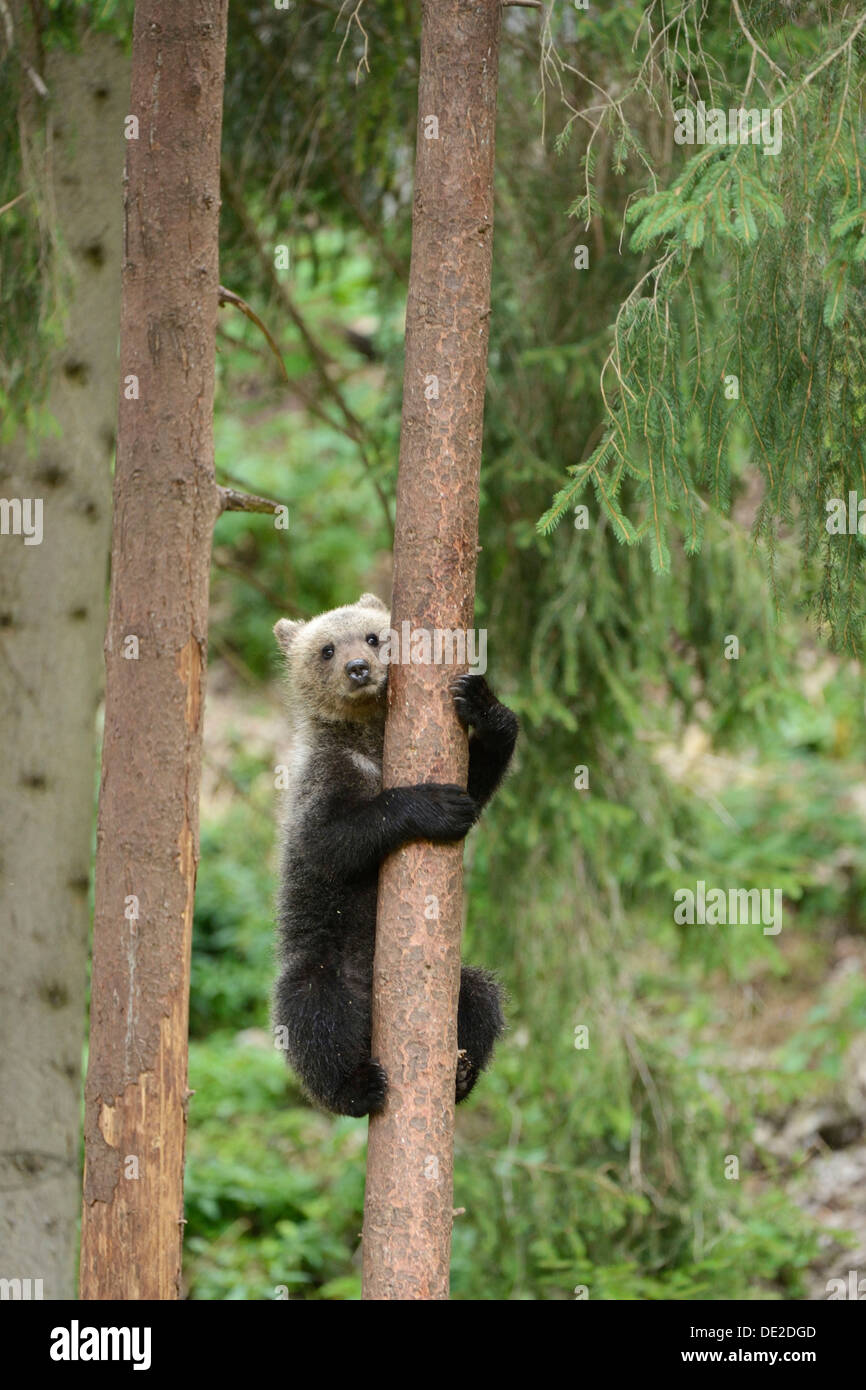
[274,593,391,723]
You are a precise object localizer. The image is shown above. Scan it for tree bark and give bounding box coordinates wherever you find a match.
[79,0,228,1301]
[361,0,502,1301]
[0,30,127,1301]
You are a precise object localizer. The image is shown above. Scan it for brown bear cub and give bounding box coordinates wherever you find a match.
[272,592,518,1117]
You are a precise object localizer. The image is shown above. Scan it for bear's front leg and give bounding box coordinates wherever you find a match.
[307,783,478,880]
[451,674,518,811]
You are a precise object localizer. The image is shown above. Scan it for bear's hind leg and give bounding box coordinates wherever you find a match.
[331,1058,388,1117]
[273,962,386,1117]
[456,965,505,1103]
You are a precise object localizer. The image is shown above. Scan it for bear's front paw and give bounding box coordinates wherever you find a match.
[451,675,516,741]
[451,674,495,728]
[413,783,477,841]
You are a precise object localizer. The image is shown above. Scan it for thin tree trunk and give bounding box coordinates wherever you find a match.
[361,0,502,1301]
[0,29,127,1301]
[79,0,228,1301]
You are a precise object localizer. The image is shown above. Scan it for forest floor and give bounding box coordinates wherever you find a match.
[722,945,866,1299]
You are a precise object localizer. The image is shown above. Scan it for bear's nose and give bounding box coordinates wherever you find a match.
[345,658,370,686]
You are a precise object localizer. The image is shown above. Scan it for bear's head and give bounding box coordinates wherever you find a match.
[274,593,391,722]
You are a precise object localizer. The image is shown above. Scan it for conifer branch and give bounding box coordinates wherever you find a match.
[217,285,289,381]
[216,486,285,517]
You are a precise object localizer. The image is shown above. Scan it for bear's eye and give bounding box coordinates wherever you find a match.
[366,633,379,648]
[321,643,335,660]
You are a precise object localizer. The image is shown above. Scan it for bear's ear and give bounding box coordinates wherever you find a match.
[274,618,304,655]
[357,592,388,612]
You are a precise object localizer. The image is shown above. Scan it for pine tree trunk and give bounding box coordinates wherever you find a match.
[361,0,502,1301]
[78,0,228,1301]
[0,30,127,1301]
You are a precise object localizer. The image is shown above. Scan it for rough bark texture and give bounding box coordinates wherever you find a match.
[78,0,228,1301]
[0,31,127,1301]
[361,0,501,1301]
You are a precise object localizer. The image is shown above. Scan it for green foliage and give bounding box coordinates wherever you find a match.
[212,234,394,676]
[538,7,866,653]
[191,805,275,1037]
[185,1037,368,1299]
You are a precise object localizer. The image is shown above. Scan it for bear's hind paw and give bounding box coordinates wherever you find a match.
[334,1059,388,1117]
[455,1048,479,1104]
